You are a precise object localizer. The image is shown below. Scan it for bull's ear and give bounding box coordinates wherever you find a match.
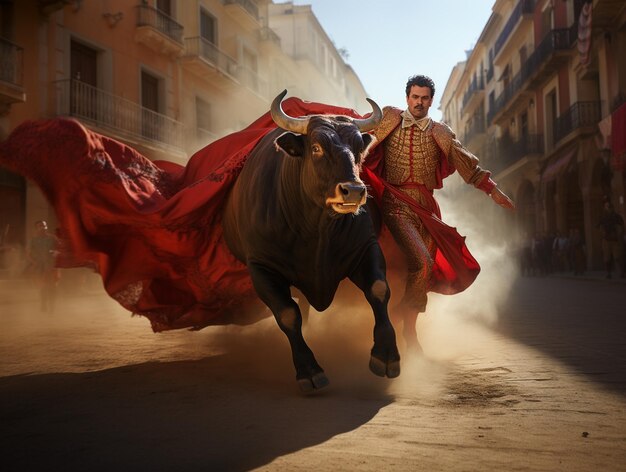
[362,133,375,150]
[275,132,305,158]
[360,133,376,159]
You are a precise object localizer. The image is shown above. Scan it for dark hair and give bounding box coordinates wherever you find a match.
[405,75,435,98]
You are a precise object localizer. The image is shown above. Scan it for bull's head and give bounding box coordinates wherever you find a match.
[271,90,382,216]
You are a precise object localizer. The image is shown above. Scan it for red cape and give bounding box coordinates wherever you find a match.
[0,98,478,331]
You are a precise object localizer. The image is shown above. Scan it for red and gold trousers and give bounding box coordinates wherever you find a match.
[382,184,437,312]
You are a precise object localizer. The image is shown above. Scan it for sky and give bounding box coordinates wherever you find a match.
[291,0,495,121]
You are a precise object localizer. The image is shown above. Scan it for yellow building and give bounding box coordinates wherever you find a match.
[442,0,626,270]
[0,0,369,272]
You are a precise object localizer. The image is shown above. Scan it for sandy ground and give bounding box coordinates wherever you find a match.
[1,269,625,471]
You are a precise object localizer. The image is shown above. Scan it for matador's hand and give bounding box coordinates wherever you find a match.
[490,187,515,211]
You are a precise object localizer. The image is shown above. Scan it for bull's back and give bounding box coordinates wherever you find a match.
[222,130,286,263]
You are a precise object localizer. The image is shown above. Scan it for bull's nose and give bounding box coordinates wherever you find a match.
[338,182,366,202]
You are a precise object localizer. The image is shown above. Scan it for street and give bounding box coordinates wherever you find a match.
[0,269,625,471]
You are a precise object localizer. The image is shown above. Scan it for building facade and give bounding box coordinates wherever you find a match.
[0,0,370,270]
[441,0,626,270]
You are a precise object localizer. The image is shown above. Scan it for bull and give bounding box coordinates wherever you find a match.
[222,90,400,392]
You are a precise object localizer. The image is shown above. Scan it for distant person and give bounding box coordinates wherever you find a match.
[597,201,624,279]
[27,220,60,312]
[552,231,569,272]
[366,74,515,351]
[568,228,586,276]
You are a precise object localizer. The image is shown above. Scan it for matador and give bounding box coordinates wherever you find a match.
[364,75,515,351]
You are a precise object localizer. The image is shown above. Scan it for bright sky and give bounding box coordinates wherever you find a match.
[292,0,495,121]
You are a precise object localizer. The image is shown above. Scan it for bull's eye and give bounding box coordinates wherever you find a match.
[311,144,323,156]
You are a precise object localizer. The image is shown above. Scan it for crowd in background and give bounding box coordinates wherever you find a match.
[519,228,588,277]
[519,199,625,279]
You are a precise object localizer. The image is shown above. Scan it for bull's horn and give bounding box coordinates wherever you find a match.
[271,89,310,135]
[353,98,383,132]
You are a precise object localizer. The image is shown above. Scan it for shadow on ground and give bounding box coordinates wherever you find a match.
[494,276,626,398]
[0,325,393,472]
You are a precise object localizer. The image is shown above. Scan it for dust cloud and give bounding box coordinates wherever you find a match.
[286,173,521,396]
[1,171,519,396]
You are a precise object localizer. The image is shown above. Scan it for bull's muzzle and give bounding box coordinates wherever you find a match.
[326,182,367,214]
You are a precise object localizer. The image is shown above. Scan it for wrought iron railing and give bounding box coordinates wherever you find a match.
[184,37,238,77]
[223,0,259,20]
[490,133,544,173]
[0,37,23,87]
[257,27,281,47]
[488,27,575,123]
[462,76,485,109]
[554,101,601,143]
[54,79,184,149]
[136,4,183,44]
[465,116,486,143]
[494,0,535,58]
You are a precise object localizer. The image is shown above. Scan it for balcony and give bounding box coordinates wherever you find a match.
[0,38,26,112]
[54,79,185,154]
[488,27,576,124]
[464,116,486,147]
[236,66,268,99]
[525,28,575,88]
[490,133,544,174]
[257,27,281,52]
[181,37,239,88]
[554,101,601,144]
[494,0,534,61]
[462,76,485,113]
[135,5,184,57]
[222,0,260,30]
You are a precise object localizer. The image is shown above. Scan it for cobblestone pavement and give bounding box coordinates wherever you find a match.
[0,269,625,471]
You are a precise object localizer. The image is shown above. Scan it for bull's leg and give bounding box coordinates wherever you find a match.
[291,287,311,326]
[248,263,329,393]
[350,244,400,378]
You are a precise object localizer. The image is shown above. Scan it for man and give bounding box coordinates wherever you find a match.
[27,220,60,312]
[365,75,515,351]
[597,201,624,278]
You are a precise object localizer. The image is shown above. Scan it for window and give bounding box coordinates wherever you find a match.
[200,9,216,45]
[156,0,171,16]
[541,5,553,38]
[141,70,162,140]
[545,89,557,149]
[71,40,97,86]
[196,97,211,133]
[70,40,99,120]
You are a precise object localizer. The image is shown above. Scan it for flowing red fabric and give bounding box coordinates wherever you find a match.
[0,97,478,331]
[361,146,480,295]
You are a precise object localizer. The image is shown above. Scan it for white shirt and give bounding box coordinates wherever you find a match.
[401,109,432,131]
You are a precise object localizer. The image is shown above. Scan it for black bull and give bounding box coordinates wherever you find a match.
[222,92,400,393]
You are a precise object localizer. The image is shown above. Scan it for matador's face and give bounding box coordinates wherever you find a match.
[406,85,433,120]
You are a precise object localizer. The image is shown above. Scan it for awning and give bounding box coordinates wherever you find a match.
[541,148,577,182]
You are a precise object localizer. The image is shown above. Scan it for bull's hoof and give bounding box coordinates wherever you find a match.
[386,360,400,378]
[369,356,401,378]
[297,372,330,393]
